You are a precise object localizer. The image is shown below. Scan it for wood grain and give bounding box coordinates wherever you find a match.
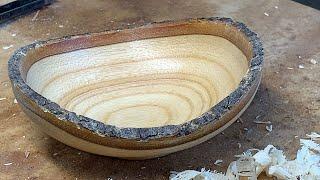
[26,34,248,128]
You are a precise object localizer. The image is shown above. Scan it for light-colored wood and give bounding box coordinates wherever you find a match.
[26,35,248,128]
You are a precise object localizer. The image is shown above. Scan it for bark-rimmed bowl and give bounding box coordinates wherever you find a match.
[8,17,263,159]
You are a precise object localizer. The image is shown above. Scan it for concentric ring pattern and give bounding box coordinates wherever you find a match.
[26,35,248,128]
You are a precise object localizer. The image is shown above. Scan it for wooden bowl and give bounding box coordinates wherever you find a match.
[8,17,263,159]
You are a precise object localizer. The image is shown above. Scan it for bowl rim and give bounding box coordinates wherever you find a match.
[8,17,263,140]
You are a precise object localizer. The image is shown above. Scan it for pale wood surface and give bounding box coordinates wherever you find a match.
[27,35,247,128]
[0,0,320,179]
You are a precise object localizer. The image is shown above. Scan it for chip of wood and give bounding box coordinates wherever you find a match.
[2,45,13,50]
[254,120,271,124]
[266,125,273,132]
[214,160,223,166]
[310,59,317,65]
[25,151,30,158]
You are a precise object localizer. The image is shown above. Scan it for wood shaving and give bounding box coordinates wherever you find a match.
[300,139,320,152]
[2,45,13,50]
[254,120,271,124]
[253,121,271,124]
[4,162,13,166]
[0,97,6,101]
[237,117,243,123]
[214,160,223,166]
[170,133,320,180]
[32,10,40,21]
[25,151,30,158]
[237,118,243,124]
[234,155,256,178]
[170,169,228,180]
[310,59,317,65]
[266,124,273,132]
[306,132,320,141]
[287,67,293,70]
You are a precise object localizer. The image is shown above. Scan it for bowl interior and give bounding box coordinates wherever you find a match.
[25,33,248,128]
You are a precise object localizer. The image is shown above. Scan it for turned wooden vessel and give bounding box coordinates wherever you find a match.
[8,18,263,159]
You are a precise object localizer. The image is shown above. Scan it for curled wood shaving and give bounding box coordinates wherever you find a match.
[170,133,320,180]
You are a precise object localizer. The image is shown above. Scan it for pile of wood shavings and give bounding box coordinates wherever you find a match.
[170,132,320,180]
